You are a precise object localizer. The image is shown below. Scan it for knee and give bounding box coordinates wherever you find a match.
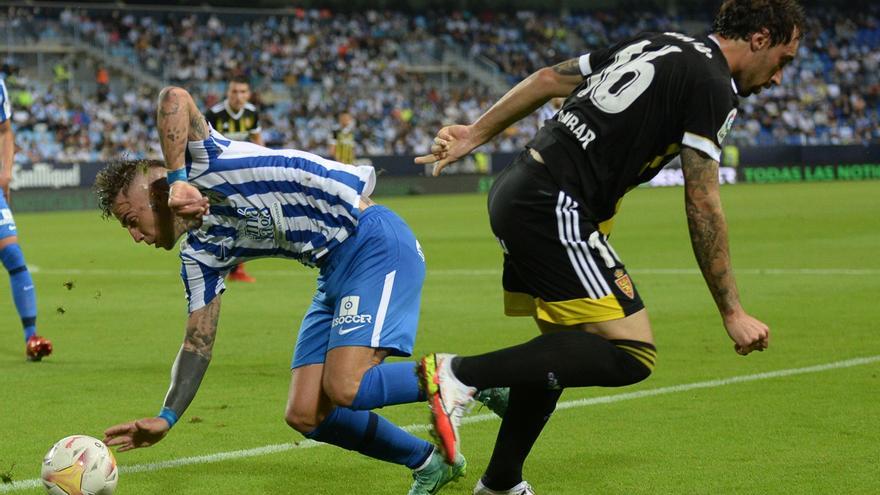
[620,351,656,385]
[284,406,323,435]
[0,240,24,269]
[607,340,657,387]
[321,374,360,408]
[628,360,653,385]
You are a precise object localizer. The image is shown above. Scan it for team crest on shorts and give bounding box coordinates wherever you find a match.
[613,269,634,299]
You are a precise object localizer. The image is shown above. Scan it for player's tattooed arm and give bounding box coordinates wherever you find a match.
[680,147,742,317]
[551,57,583,77]
[473,57,584,136]
[157,86,209,170]
[157,87,187,170]
[162,295,222,417]
[183,295,221,359]
[188,102,210,142]
[462,58,584,147]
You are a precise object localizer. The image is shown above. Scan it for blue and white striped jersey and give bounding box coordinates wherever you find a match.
[180,128,376,312]
[0,79,11,123]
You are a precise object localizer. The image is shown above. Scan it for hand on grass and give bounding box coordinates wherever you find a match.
[104,417,170,452]
[724,311,770,356]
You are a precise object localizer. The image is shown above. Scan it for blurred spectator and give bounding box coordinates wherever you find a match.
[96,65,110,103]
[52,63,70,85]
[4,4,879,164]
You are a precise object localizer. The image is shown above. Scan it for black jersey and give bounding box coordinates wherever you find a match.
[331,125,357,164]
[204,101,261,142]
[528,32,739,230]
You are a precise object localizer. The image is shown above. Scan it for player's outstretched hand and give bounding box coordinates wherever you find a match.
[414,124,478,176]
[169,181,209,220]
[723,311,770,356]
[103,417,170,452]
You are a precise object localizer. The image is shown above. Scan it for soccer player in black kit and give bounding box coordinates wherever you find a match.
[204,75,263,282]
[204,75,264,146]
[415,1,805,494]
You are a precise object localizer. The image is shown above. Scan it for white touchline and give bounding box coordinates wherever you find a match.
[24,267,880,277]
[3,355,878,493]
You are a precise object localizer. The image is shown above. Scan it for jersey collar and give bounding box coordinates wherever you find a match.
[707,34,740,95]
[224,100,246,120]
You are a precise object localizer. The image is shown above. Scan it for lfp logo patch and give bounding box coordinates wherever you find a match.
[339,296,359,316]
[717,108,737,144]
[333,295,373,332]
[0,208,16,230]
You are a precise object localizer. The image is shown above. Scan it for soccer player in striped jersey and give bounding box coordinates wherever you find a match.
[204,75,263,283]
[98,86,465,494]
[415,1,804,493]
[0,77,52,361]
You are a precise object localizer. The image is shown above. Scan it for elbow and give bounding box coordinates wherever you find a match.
[535,67,562,94]
[685,196,721,216]
[159,86,188,98]
[535,67,576,98]
[535,67,558,84]
[158,86,192,106]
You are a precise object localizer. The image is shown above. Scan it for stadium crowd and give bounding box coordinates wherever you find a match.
[2,5,878,164]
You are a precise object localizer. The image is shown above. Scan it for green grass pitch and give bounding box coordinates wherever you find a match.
[1,181,878,494]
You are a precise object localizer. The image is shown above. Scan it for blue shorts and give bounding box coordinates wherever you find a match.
[291,205,426,368]
[0,194,18,240]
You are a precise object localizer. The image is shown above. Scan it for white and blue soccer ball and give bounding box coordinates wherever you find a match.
[41,435,118,495]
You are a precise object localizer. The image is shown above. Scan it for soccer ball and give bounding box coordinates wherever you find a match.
[41,435,118,495]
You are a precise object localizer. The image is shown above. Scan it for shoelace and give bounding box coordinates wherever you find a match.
[459,390,478,416]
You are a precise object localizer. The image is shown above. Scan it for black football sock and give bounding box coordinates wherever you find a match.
[451,331,655,390]
[481,386,562,491]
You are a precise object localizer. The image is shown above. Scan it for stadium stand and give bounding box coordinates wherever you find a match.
[1,4,878,164]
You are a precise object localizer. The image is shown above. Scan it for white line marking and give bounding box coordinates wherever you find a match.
[635,268,880,276]
[3,355,877,493]
[24,267,880,278]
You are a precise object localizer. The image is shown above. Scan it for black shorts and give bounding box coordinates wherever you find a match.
[487,150,644,325]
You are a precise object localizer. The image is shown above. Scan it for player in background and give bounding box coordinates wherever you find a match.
[205,75,264,146]
[204,75,263,283]
[415,1,804,493]
[0,77,52,361]
[329,111,357,164]
[98,85,503,494]
[536,97,564,129]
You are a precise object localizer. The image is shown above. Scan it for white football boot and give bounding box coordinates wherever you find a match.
[474,479,536,495]
[418,353,476,463]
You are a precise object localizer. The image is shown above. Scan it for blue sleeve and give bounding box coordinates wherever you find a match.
[0,80,10,123]
[180,254,227,313]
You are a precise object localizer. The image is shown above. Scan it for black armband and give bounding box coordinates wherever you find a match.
[160,347,210,426]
